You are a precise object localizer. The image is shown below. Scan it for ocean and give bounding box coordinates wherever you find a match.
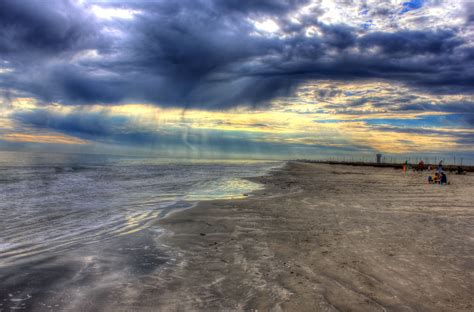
[0,151,281,267]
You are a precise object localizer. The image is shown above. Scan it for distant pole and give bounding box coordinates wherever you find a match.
[376,153,382,164]
[454,155,456,165]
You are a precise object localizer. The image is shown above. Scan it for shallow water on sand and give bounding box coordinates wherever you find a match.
[0,151,280,267]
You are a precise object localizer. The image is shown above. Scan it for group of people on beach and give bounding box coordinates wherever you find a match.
[427,161,449,185]
[403,160,450,184]
[402,159,469,184]
[428,171,448,184]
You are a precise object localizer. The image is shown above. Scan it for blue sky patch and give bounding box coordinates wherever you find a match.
[364,115,465,128]
[401,0,424,14]
[316,114,468,128]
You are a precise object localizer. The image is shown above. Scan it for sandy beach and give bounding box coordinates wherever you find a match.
[149,162,473,311]
[1,161,473,311]
[3,1,474,311]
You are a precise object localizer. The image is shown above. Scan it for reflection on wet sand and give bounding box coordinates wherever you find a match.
[1,153,280,311]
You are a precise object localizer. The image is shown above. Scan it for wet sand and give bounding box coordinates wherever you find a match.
[152,162,474,311]
[1,162,473,311]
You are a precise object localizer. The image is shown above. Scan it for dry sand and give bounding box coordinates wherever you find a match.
[145,162,474,311]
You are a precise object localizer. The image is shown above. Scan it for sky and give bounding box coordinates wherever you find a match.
[0,0,473,161]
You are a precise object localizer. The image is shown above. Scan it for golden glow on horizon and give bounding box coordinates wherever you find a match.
[2,81,473,153]
[2,133,89,145]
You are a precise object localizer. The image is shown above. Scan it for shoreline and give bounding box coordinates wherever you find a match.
[0,161,285,311]
[154,161,286,221]
[1,161,472,311]
[296,160,474,172]
[150,161,473,311]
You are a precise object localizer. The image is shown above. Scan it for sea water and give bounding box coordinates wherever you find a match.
[0,151,281,267]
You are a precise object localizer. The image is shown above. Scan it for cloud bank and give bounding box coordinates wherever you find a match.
[0,0,472,109]
[1,0,473,160]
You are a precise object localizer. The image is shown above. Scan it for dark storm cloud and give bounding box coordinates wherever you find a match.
[0,0,104,59]
[319,24,356,50]
[12,108,175,144]
[214,0,311,14]
[317,88,342,99]
[359,29,462,56]
[13,109,128,137]
[0,0,473,109]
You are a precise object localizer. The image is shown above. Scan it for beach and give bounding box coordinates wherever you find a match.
[1,161,473,311]
[151,162,473,311]
[3,1,474,311]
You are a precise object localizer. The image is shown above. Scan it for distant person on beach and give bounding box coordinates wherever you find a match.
[418,160,425,171]
[437,161,444,172]
[440,172,448,184]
